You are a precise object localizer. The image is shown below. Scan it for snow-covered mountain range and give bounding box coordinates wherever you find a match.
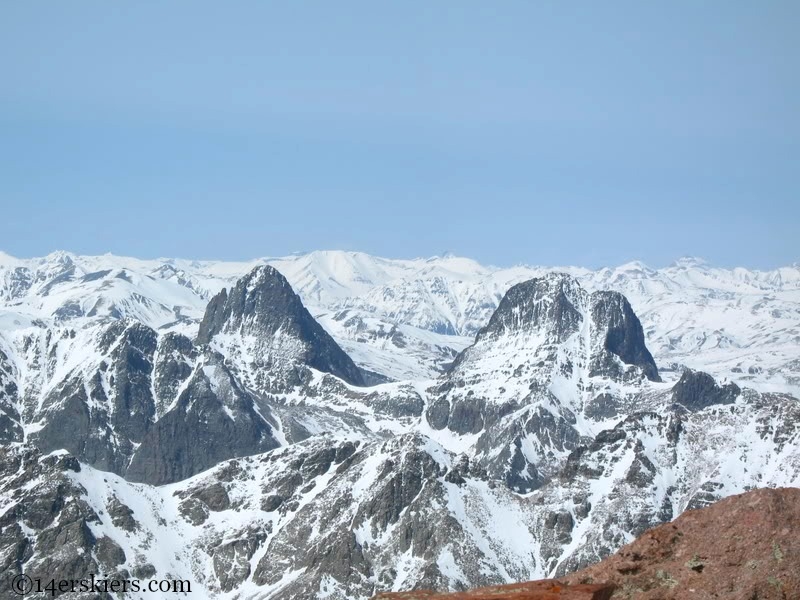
[0,250,798,599]
[1,250,798,391]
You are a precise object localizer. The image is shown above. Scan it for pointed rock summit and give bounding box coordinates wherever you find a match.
[425,273,660,493]
[454,273,659,382]
[474,273,585,344]
[197,265,364,387]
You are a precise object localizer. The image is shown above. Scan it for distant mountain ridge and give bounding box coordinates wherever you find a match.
[1,249,798,392]
[1,252,798,599]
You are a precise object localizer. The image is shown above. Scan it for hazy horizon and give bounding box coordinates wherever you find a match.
[1,246,797,272]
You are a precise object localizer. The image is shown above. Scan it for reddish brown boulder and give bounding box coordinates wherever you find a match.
[373,580,614,600]
[563,487,800,599]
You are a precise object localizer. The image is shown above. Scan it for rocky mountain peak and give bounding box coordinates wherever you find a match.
[197,265,365,386]
[456,273,658,382]
[427,274,660,492]
[197,265,293,344]
[476,273,585,343]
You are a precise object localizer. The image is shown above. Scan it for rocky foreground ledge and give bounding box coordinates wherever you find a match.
[373,581,614,600]
[375,487,799,600]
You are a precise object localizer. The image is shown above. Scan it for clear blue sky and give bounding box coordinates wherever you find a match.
[1,2,797,268]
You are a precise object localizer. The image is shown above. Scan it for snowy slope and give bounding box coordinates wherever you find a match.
[3,383,798,600]
[2,250,797,392]
[1,250,799,600]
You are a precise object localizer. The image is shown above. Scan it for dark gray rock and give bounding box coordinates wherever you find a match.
[212,533,266,592]
[352,443,444,532]
[95,535,126,568]
[193,482,231,512]
[153,331,197,415]
[131,563,157,579]
[107,496,138,532]
[0,347,22,443]
[672,369,740,411]
[0,449,126,600]
[584,393,620,420]
[33,379,131,475]
[625,441,657,487]
[30,321,160,477]
[545,510,575,545]
[196,265,364,386]
[590,291,660,382]
[473,402,582,493]
[126,362,280,485]
[261,494,285,512]
[363,389,424,418]
[178,498,209,526]
[445,395,485,435]
[425,397,451,430]
[107,322,157,442]
[468,274,583,347]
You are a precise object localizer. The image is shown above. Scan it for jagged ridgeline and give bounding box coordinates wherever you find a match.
[1,260,798,599]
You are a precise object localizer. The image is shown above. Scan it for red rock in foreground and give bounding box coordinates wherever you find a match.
[564,487,800,599]
[374,487,800,600]
[373,580,614,600]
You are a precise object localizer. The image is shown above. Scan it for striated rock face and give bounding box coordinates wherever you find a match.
[563,487,800,599]
[589,291,659,383]
[472,275,586,346]
[0,446,132,600]
[0,346,21,443]
[3,265,388,486]
[196,265,364,387]
[29,320,160,476]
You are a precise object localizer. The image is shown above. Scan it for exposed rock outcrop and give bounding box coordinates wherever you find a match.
[373,580,615,599]
[563,487,800,599]
[426,273,660,492]
[196,265,364,387]
[671,368,740,411]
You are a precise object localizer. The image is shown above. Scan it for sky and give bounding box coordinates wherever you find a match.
[1,2,797,269]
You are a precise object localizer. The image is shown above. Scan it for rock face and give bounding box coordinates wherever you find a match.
[0,446,133,600]
[426,274,661,493]
[2,265,387,485]
[11,318,284,485]
[458,275,658,381]
[29,321,161,476]
[563,487,800,599]
[589,291,659,383]
[124,358,281,485]
[671,369,740,411]
[196,265,364,387]
[0,346,21,443]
